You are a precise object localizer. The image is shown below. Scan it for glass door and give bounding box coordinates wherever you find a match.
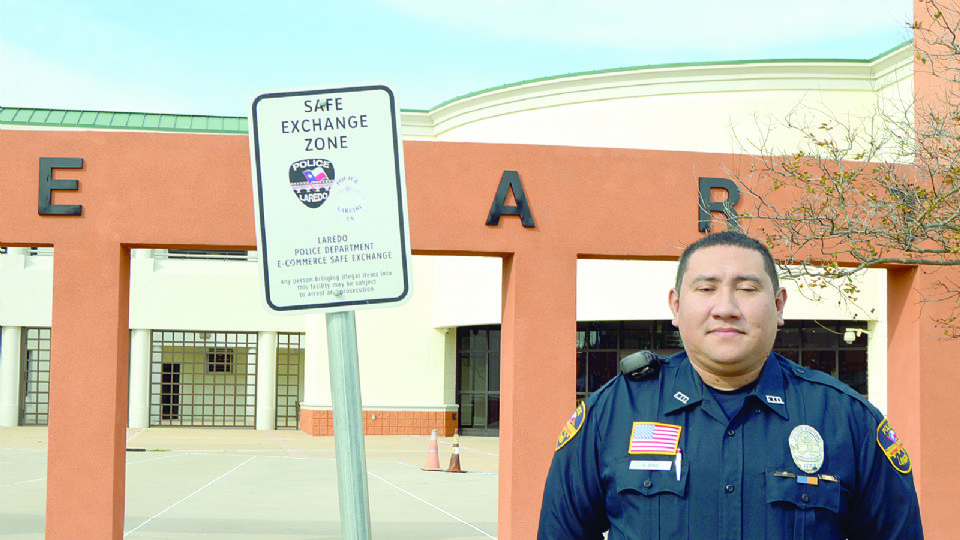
[456,326,500,436]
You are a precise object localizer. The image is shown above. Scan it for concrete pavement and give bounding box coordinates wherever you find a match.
[0,427,499,539]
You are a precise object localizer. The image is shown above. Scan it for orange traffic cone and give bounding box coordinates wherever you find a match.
[422,429,442,471]
[446,430,466,473]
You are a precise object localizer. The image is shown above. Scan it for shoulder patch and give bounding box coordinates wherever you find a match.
[877,419,911,474]
[555,401,586,451]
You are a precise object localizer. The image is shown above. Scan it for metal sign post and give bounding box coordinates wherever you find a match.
[249,83,411,539]
[326,310,371,539]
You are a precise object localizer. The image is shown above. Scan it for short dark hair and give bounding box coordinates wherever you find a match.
[674,231,780,291]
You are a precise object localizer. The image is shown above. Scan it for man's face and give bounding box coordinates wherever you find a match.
[669,245,786,386]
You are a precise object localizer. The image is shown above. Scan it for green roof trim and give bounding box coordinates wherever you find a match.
[429,39,915,109]
[0,106,249,134]
[0,39,912,132]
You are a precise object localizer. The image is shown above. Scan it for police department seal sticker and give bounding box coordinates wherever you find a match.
[289,158,335,208]
[334,175,365,223]
[877,419,911,474]
[788,425,824,474]
[556,401,586,451]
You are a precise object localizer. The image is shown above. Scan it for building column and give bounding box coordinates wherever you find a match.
[499,251,578,540]
[46,241,131,540]
[0,326,23,427]
[128,329,152,429]
[256,331,278,430]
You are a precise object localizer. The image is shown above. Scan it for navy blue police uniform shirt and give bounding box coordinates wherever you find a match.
[537,352,923,539]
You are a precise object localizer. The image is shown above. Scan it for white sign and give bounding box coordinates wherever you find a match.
[249,84,411,313]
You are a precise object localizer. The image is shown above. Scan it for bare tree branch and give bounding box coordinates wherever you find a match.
[725,1,960,336]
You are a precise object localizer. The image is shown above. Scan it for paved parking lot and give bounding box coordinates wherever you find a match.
[0,427,499,539]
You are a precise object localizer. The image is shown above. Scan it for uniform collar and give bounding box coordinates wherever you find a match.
[664,352,790,420]
[750,354,790,420]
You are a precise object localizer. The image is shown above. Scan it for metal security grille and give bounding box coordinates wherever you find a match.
[275,333,304,428]
[149,331,258,427]
[21,328,51,425]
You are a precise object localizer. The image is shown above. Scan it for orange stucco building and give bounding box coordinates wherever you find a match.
[3,132,958,540]
[2,3,959,538]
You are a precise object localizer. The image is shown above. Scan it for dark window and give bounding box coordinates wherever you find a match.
[164,249,252,261]
[207,348,234,373]
[775,321,869,396]
[576,320,680,401]
[456,319,871,432]
[456,326,500,436]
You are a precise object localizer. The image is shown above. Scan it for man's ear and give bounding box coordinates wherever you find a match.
[669,288,681,327]
[775,287,787,326]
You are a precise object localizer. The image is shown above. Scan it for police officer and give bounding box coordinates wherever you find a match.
[538,231,923,539]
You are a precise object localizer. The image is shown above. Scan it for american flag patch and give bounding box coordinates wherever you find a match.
[628,422,682,455]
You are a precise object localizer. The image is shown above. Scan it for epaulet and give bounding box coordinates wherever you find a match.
[584,360,660,408]
[776,354,881,418]
[589,372,631,400]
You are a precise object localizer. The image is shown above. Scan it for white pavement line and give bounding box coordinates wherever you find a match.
[1,475,45,487]
[125,453,183,465]
[123,455,256,538]
[459,445,498,458]
[0,450,47,486]
[368,470,497,540]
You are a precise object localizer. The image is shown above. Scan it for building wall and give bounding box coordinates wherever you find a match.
[0,251,889,426]
[0,249,466,433]
[0,46,909,433]
[2,37,952,540]
[128,250,303,332]
[0,47,914,431]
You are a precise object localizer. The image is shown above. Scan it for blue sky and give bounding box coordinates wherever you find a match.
[0,0,914,116]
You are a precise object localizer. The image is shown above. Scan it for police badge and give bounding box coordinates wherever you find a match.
[788,424,824,474]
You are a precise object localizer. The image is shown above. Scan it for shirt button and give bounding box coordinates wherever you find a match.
[643,480,652,488]
[801,494,810,503]
[727,429,736,437]
[725,484,735,493]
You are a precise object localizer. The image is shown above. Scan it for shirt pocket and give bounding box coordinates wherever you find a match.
[608,457,688,540]
[764,470,842,540]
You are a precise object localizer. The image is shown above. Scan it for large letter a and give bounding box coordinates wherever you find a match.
[486,170,535,228]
